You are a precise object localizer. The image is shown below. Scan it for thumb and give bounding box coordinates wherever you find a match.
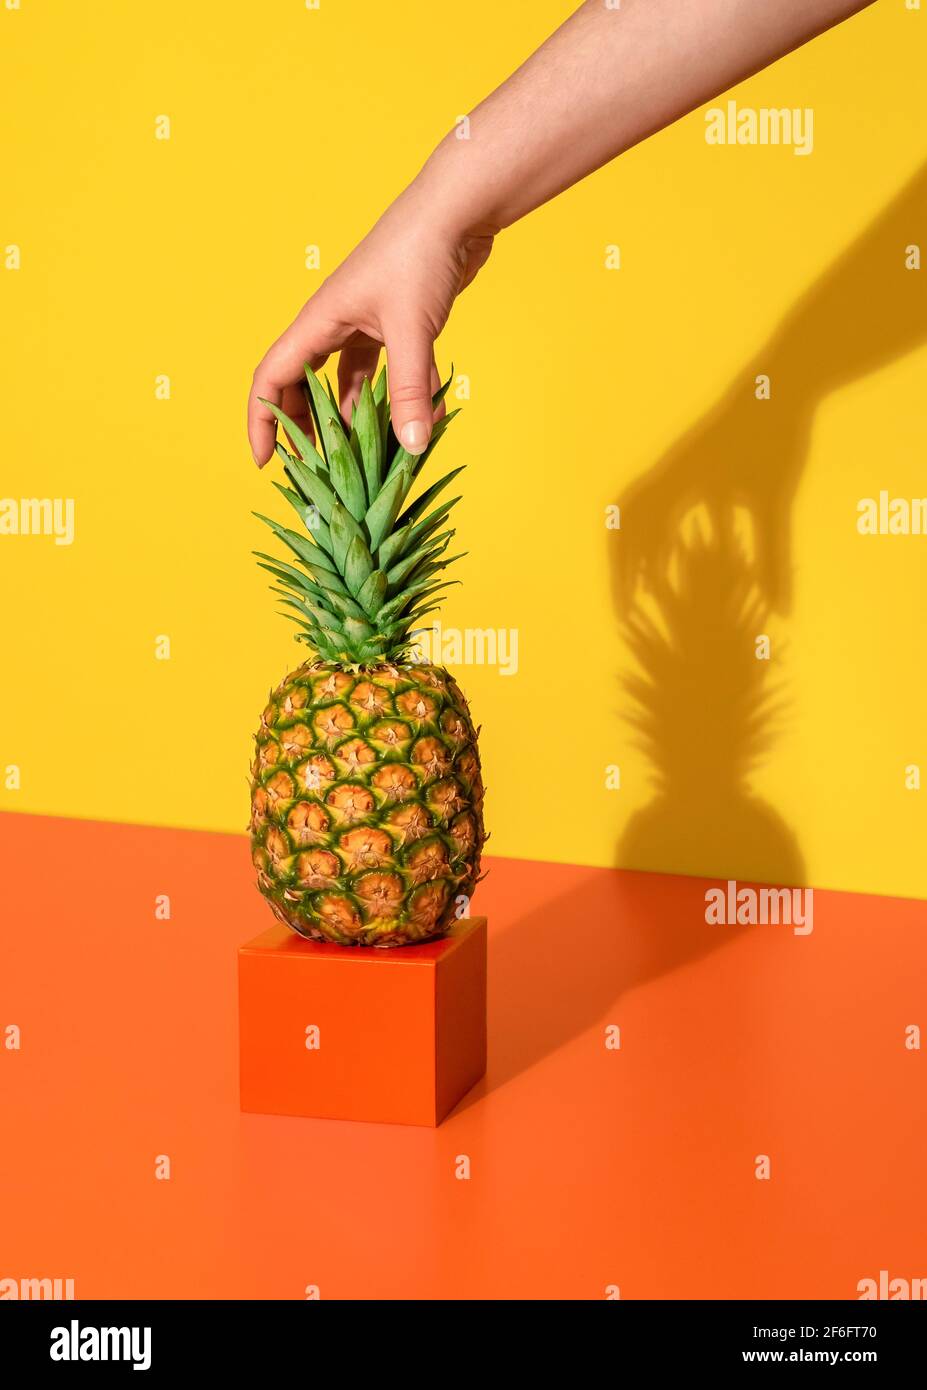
[385,322,435,456]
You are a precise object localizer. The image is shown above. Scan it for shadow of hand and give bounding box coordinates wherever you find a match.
[616,379,812,616]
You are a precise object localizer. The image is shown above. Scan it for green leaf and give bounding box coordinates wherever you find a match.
[258,572,342,625]
[328,435,368,521]
[385,409,460,486]
[342,615,375,643]
[270,585,337,621]
[270,482,334,559]
[357,637,392,663]
[278,609,317,640]
[410,553,466,585]
[304,366,351,467]
[275,440,329,484]
[344,534,374,598]
[278,595,345,637]
[277,572,366,622]
[349,423,363,471]
[310,565,355,600]
[284,455,337,525]
[433,363,454,410]
[376,605,440,643]
[259,399,321,467]
[329,500,364,573]
[412,409,459,475]
[253,512,336,576]
[262,580,331,630]
[400,604,447,638]
[257,551,352,603]
[405,497,461,552]
[382,446,412,488]
[385,532,451,591]
[322,587,369,623]
[356,568,387,619]
[288,610,343,654]
[273,443,328,497]
[381,411,457,494]
[375,578,457,627]
[275,601,313,626]
[255,553,323,595]
[307,606,347,637]
[354,377,383,501]
[365,458,415,551]
[395,467,465,530]
[372,365,389,441]
[376,520,413,571]
[367,366,454,486]
[372,365,387,403]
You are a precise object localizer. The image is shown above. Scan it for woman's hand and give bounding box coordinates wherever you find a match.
[247,179,494,465]
[249,0,873,466]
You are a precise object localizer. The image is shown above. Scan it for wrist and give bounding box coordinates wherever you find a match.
[406,133,503,243]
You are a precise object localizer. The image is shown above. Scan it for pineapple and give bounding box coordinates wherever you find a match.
[249,363,485,947]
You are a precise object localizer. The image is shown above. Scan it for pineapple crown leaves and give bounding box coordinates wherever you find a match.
[254,362,463,665]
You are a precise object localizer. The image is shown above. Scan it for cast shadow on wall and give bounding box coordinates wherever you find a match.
[613,157,926,886]
[473,160,927,1099]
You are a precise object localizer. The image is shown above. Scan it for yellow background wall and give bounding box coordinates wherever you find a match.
[1,0,925,897]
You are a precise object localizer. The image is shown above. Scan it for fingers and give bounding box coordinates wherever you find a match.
[337,334,382,422]
[384,320,436,456]
[248,303,351,466]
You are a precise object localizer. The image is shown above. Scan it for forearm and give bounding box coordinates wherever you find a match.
[413,0,874,235]
[248,0,876,461]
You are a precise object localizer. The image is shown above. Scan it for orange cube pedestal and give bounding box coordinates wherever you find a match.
[238,918,487,1127]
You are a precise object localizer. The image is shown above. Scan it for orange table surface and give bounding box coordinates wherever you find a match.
[1,811,924,1300]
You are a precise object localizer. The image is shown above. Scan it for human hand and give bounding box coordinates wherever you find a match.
[249,0,869,469]
[247,180,494,466]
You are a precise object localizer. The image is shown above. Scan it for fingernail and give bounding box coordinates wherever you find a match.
[400,420,429,455]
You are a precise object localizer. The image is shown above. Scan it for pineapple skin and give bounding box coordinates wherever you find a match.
[250,660,484,947]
